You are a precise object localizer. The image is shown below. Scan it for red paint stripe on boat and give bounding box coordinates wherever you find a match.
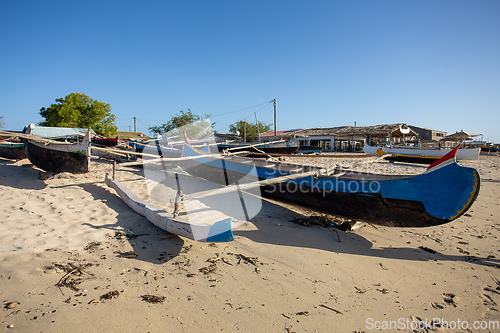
[426,145,460,171]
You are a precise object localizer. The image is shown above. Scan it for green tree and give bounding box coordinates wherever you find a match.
[0,116,4,128]
[149,109,213,139]
[39,93,118,136]
[229,120,272,142]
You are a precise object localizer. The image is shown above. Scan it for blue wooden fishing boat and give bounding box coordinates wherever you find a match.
[180,140,480,228]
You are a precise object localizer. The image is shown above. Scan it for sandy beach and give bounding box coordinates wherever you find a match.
[1,154,499,332]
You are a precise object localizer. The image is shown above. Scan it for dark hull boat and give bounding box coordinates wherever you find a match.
[25,131,91,174]
[384,154,440,165]
[0,142,26,160]
[92,136,119,147]
[180,142,480,228]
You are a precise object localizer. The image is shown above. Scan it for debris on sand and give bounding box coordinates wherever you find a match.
[141,294,166,304]
[100,290,120,300]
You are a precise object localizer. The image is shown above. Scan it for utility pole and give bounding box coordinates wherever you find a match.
[134,117,137,133]
[273,98,277,139]
[254,112,261,143]
[244,120,247,142]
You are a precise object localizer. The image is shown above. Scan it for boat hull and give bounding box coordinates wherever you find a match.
[92,137,119,147]
[0,142,26,160]
[26,141,90,173]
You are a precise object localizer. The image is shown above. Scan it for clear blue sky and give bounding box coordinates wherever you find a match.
[1,0,499,142]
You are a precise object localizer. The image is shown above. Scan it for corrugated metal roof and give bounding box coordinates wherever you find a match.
[26,125,95,139]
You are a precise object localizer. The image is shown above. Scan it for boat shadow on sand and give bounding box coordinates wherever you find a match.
[75,182,186,264]
[0,159,47,190]
[233,198,500,270]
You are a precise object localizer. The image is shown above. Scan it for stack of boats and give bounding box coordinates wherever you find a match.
[0,125,483,243]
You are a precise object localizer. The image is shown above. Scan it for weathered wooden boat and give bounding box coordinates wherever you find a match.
[25,130,91,174]
[480,145,499,153]
[0,141,26,159]
[92,136,119,147]
[180,141,480,228]
[104,173,234,242]
[364,144,480,161]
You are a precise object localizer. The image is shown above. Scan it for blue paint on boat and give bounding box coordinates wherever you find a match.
[206,218,234,242]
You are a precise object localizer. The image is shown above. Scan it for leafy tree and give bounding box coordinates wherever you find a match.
[39,93,117,136]
[229,120,272,142]
[149,109,213,140]
[0,116,4,128]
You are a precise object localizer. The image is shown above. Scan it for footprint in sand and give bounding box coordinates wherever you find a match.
[483,308,500,320]
[442,293,457,307]
[431,302,445,309]
[480,280,500,319]
[482,293,497,307]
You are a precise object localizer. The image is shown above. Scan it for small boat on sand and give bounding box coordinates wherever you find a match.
[25,128,92,174]
[364,144,480,161]
[105,173,234,242]
[92,136,119,147]
[0,141,26,160]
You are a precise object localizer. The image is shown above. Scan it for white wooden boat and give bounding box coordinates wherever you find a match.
[104,173,234,242]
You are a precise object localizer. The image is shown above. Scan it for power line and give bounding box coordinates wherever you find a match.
[210,101,273,118]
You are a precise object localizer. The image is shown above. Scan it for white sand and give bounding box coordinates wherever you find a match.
[0,154,499,332]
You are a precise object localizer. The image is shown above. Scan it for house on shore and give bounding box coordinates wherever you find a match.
[259,129,304,142]
[408,126,446,147]
[259,124,418,152]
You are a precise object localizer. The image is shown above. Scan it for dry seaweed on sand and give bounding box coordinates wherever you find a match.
[100,290,120,300]
[290,213,351,229]
[54,262,95,294]
[229,253,259,266]
[199,263,218,275]
[141,295,166,304]
[180,244,193,254]
[84,241,101,252]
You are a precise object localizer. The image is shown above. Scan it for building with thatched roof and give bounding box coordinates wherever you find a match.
[261,124,417,152]
[259,129,304,142]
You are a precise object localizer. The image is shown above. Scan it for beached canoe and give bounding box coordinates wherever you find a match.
[0,141,26,160]
[364,144,480,161]
[25,130,91,174]
[180,141,480,228]
[92,136,119,147]
[104,173,234,242]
